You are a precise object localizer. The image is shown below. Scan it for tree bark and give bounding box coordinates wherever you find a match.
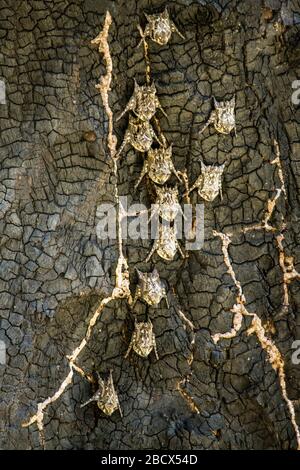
[0,0,300,450]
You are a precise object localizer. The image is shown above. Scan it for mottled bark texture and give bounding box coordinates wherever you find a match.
[0,0,300,450]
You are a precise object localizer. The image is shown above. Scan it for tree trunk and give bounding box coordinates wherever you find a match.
[0,0,300,450]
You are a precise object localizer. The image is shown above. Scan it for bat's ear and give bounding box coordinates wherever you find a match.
[145,12,151,22]
[136,268,144,279]
[152,268,159,278]
[97,372,105,388]
[163,7,169,18]
[167,143,173,153]
[219,163,225,174]
[150,81,156,92]
[213,95,219,108]
[230,95,235,106]
[134,78,139,90]
[200,161,206,172]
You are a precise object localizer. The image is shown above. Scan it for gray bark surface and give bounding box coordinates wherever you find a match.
[0,0,300,450]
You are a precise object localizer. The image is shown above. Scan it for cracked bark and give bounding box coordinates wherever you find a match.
[0,0,300,450]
